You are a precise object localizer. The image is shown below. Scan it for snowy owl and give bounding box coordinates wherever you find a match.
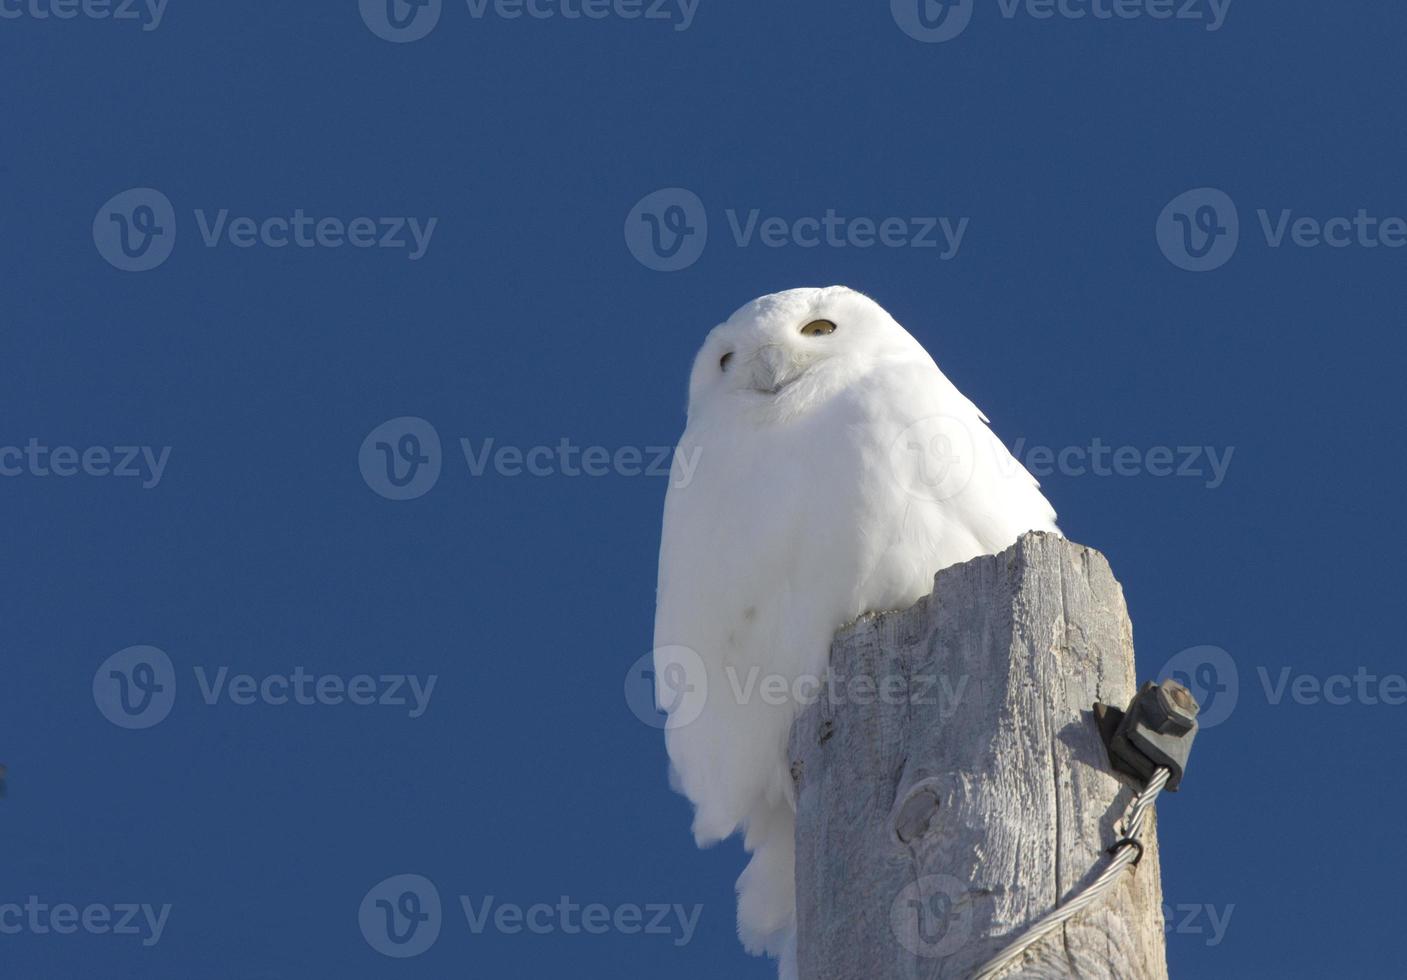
[652,286,1060,978]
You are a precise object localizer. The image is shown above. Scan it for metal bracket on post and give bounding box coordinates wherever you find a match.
[975,678,1201,980]
[1095,680,1200,791]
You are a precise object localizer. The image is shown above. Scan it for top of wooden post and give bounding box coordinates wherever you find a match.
[789,532,1167,980]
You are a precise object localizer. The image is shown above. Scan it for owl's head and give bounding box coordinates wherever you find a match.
[686,286,926,420]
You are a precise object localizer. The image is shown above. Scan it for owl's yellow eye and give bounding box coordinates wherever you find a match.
[800,319,837,337]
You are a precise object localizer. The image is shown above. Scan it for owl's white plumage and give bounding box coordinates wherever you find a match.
[653,286,1059,978]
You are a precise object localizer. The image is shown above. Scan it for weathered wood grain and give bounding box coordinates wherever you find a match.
[789,532,1166,979]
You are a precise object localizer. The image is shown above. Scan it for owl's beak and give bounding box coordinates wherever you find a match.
[749,345,802,395]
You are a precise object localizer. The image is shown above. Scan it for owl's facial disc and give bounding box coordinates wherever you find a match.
[693,289,881,412]
[736,317,841,395]
[747,343,806,395]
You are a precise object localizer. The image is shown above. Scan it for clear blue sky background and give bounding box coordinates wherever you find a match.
[3,2,1405,977]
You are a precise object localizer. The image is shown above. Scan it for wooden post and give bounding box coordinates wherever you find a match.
[788,532,1167,979]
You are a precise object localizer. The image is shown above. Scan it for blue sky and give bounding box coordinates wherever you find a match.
[3,1,1405,977]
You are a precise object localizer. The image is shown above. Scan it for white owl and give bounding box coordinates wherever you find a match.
[652,286,1060,978]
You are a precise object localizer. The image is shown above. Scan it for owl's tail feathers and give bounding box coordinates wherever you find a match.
[736,802,797,973]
